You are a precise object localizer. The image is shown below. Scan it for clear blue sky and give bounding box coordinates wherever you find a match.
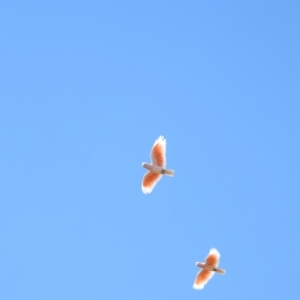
[1,1,300,299]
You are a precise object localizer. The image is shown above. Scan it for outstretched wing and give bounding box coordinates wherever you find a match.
[205,248,220,267]
[150,136,166,167]
[193,269,214,290]
[142,171,162,194]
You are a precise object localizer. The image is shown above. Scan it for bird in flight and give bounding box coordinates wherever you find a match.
[193,248,226,290]
[141,136,174,194]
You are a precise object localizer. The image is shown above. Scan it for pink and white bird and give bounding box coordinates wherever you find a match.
[193,248,226,290]
[141,136,174,194]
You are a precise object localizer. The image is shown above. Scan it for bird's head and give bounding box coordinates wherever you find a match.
[196,262,205,269]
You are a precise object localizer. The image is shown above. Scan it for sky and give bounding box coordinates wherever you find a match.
[1,1,300,299]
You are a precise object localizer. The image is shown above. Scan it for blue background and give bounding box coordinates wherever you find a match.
[1,1,300,299]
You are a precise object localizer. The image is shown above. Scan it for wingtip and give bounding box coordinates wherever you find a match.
[209,248,220,257]
[156,135,166,144]
[141,186,152,194]
[193,283,204,290]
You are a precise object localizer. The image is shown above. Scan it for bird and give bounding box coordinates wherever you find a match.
[141,136,174,194]
[193,248,226,290]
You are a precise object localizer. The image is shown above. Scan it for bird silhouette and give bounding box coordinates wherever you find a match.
[193,248,226,290]
[141,136,174,194]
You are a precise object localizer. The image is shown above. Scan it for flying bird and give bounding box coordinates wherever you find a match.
[141,136,174,194]
[193,248,226,290]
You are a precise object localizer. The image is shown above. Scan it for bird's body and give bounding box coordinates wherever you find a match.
[193,248,225,290]
[141,136,174,194]
[142,163,164,174]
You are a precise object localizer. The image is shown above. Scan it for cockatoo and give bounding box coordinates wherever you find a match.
[193,248,226,290]
[141,136,174,194]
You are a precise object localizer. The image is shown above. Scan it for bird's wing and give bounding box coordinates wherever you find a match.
[142,171,162,194]
[205,248,220,267]
[193,269,214,290]
[150,136,166,167]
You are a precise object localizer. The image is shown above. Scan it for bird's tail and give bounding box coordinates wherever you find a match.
[214,268,226,275]
[164,169,175,176]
